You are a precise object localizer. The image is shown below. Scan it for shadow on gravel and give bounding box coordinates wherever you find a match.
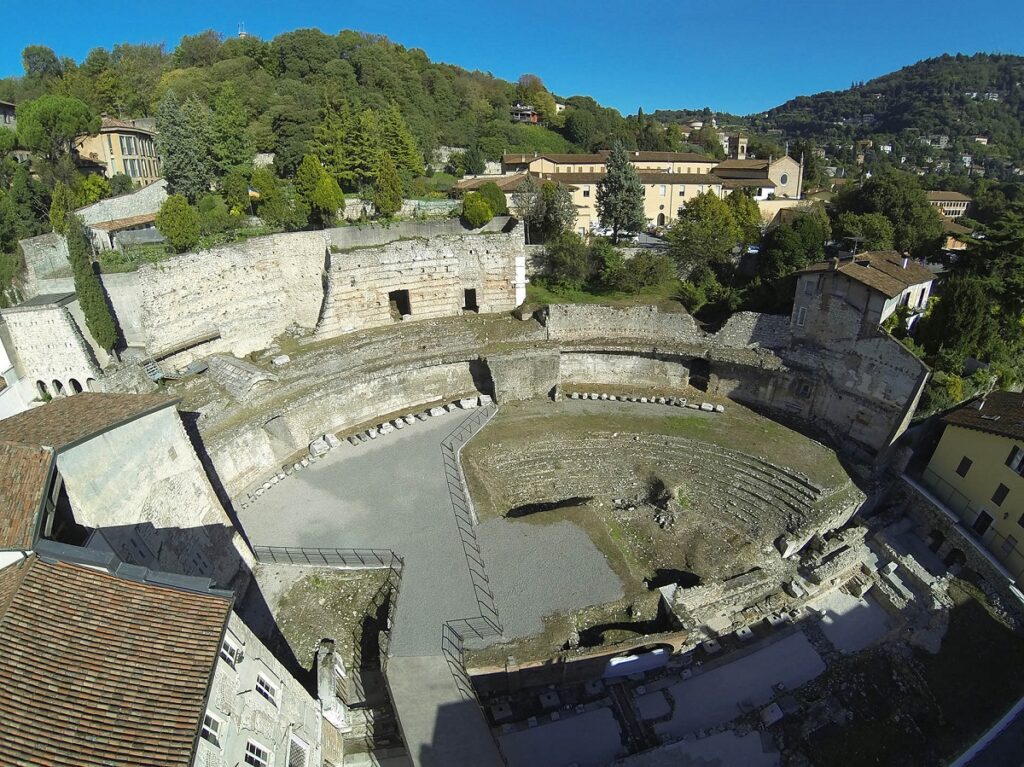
[505,496,593,518]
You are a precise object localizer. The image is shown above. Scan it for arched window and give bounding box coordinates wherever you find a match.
[69,379,83,394]
[52,380,64,396]
[36,381,50,398]
[86,378,98,392]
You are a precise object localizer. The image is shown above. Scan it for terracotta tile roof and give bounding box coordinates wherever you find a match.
[797,250,934,298]
[715,159,771,171]
[720,177,776,189]
[89,212,158,232]
[501,150,715,165]
[454,173,530,192]
[0,556,231,767]
[502,152,605,165]
[0,443,53,550]
[944,391,1024,442]
[926,190,972,202]
[0,393,177,451]
[99,116,155,135]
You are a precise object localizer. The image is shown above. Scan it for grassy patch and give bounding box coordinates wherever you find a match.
[526,279,683,309]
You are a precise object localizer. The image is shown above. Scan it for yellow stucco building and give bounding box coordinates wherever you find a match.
[74,116,161,187]
[924,391,1024,582]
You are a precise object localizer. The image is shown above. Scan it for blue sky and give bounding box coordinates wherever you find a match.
[3,0,1023,115]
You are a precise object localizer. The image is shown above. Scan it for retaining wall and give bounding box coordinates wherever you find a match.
[1,302,100,395]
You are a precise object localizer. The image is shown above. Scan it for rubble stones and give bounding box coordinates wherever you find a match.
[271,355,291,366]
[700,402,715,412]
[309,438,331,457]
[379,422,396,435]
[429,407,446,417]
[325,433,343,448]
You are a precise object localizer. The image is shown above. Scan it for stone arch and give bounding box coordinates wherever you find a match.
[69,378,83,394]
[86,378,98,392]
[657,213,666,226]
[36,380,50,398]
[51,380,65,396]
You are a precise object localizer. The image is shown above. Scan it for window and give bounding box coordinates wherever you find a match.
[659,185,667,197]
[780,173,789,185]
[583,185,590,198]
[219,637,242,668]
[245,740,271,767]
[1006,445,1024,475]
[956,456,973,478]
[200,712,222,747]
[678,186,686,196]
[288,735,310,767]
[797,382,812,399]
[803,279,815,295]
[256,673,278,706]
[795,306,807,327]
[993,484,1010,507]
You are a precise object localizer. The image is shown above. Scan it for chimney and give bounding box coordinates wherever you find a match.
[831,258,840,271]
[901,256,909,269]
[317,640,350,732]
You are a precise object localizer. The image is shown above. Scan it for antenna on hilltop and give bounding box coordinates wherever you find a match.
[238,22,248,39]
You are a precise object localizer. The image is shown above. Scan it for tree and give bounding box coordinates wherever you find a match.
[477,182,508,216]
[832,171,942,257]
[461,192,493,229]
[538,181,577,240]
[211,84,253,178]
[757,206,831,280]
[546,231,590,289]
[109,173,134,196]
[564,109,597,148]
[22,46,61,78]
[65,217,117,352]
[834,211,895,250]
[250,167,306,230]
[665,191,740,268]
[372,152,403,217]
[596,143,645,242]
[74,175,111,207]
[311,101,359,189]
[957,201,1024,319]
[686,125,725,160]
[173,30,222,68]
[463,144,486,176]
[917,276,999,361]
[295,154,343,228]
[156,91,212,202]
[155,194,201,252]
[49,182,77,234]
[725,189,762,248]
[379,103,424,178]
[16,96,98,163]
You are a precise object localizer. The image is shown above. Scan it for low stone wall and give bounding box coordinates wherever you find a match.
[559,351,692,390]
[19,232,71,291]
[545,304,704,344]
[487,348,560,403]
[75,180,167,227]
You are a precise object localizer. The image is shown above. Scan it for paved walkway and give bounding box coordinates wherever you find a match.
[240,409,502,765]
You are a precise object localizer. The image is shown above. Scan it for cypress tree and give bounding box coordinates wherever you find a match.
[65,216,117,352]
[211,84,253,179]
[49,182,74,234]
[380,103,423,178]
[372,152,403,218]
[156,91,213,202]
[596,142,645,243]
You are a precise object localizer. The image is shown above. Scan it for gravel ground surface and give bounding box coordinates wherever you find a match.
[477,518,623,641]
[808,590,891,655]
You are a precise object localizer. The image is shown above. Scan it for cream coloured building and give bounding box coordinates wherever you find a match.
[714,156,803,199]
[74,116,161,186]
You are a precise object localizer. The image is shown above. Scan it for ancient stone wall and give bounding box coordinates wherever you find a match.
[487,349,560,403]
[0,303,100,395]
[545,304,704,344]
[57,406,252,590]
[316,228,523,338]
[137,231,327,359]
[559,351,692,390]
[325,216,513,250]
[19,232,71,292]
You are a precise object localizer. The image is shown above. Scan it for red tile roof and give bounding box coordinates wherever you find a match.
[797,250,934,298]
[0,443,53,550]
[0,393,176,451]
[0,556,231,767]
[944,391,1024,442]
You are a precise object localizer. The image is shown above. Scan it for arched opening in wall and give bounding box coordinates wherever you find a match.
[657,213,666,226]
[36,380,50,399]
[927,529,946,553]
[689,358,710,392]
[51,380,65,397]
[462,289,479,313]
[944,548,966,570]
[86,378,98,392]
[388,289,411,320]
[69,378,83,394]
[469,359,495,396]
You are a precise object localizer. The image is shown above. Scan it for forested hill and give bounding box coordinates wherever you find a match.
[760,54,1024,163]
[0,28,636,173]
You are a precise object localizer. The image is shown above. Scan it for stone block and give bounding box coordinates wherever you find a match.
[640,397,648,403]
[570,392,580,399]
[444,403,458,412]
[271,354,291,366]
[300,458,310,467]
[458,397,478,409]
[609,395,618,401]
[714,404,725,413]
[478,394,493,406]
[309,438,331,457]
[403,415,416,425]
[700,403,715,412]
[357,433,368,442]
[686,403,700,409]
[347,435,361,446]
[366,429,379,439]
[600,393,609,400]
[379,422,395,435]
[429,407,446,417]
[415,413,428,421]
[675,399,687,407]
[325,433,343,448]
[656,397,666,404]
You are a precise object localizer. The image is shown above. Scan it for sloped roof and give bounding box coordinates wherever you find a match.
[720,177,776,189]
[454,173,530,192]
[944,391,1024,442]
[0,555,231,767]
[715,159,771,171]
[0,393,176,451]
[0,444,53,551]
[89,212,157,232]
[542,171,722,185]
[797,251,934,298]
[0,394,177,550]
[501,150,715,165]
[926,190,972,202]
[99,116,154,136]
